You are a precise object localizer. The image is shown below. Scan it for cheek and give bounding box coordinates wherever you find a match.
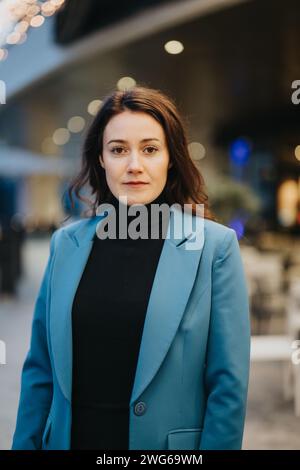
[161,153,170,172]
[104,160,123,181]
[154,158,169,180]
[149,154,169,173]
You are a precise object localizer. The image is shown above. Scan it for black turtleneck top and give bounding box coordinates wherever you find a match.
[70,189,170,450]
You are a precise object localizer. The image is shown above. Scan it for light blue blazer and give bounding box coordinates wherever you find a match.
[11,205,251,450]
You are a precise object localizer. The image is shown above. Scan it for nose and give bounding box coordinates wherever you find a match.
[127,152,144,173]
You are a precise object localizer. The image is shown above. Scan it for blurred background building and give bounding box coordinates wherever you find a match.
[0,0,300,449]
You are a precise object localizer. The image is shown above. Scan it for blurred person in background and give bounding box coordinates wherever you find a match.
[0,215,25,299]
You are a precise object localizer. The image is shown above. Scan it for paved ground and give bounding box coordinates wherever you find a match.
[0,237,51,450]
[244,362,300,449]
[0,238,299,450]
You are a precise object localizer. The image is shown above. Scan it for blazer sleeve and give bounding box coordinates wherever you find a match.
[11,230,58,450]
[199,228,251,450]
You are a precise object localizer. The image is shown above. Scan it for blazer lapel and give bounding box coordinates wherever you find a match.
[49,216,99,402]
[129,207,205,405]
[49,205,205,404]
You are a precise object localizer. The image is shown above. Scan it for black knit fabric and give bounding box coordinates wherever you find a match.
[70,189,170,449]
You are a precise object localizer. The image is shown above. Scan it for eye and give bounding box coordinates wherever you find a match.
[111,146,126,155]
[144,146,158,154]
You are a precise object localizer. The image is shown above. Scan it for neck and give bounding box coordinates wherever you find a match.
[108,187,168,209]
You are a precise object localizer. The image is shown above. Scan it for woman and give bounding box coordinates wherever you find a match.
[12,86,251,450]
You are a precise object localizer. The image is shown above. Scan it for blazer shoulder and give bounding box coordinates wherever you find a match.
[60,217,90,234]
[50,217,91,246]
[203,218,237,261]
[204,218,235,239]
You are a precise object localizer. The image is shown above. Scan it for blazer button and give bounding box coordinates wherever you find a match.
[134,401,147,416]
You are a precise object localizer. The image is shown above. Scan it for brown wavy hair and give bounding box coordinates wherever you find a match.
[63,85,216,222]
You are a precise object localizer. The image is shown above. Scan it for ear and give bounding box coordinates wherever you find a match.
[168,161,173,169]
[99,155,105,169]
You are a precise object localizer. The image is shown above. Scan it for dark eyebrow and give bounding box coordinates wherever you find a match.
[107,138,161,144]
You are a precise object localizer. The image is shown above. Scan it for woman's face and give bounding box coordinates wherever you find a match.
[99,110,172,205]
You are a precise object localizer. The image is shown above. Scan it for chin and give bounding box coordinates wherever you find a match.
[127,197,147,206]
[120,193,148,206]
[118,188,156,206]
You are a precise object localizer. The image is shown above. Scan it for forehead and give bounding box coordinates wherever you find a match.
[103,111,165,142]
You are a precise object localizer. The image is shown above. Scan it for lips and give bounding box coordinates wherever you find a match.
[124,182,148,185]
